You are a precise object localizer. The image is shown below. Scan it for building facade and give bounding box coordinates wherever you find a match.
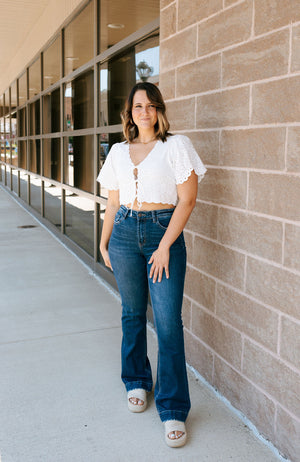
[1,1,300,460]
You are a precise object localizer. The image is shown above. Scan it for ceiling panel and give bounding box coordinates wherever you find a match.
[0,0,49,87]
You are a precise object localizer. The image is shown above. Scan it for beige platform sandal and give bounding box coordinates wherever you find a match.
[127,388,147,413]
[164,420,187,448]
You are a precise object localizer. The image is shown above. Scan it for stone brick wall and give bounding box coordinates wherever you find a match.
[160,1,300,460]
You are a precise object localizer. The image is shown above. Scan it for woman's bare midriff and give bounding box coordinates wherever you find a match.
[125,200,175,211]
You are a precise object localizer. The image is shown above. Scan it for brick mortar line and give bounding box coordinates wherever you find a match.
[172,123,300,131]
[0,325,122,347]
[160,0,176,13]
[191,199,300,226]
[277,315,282,357]
[288,24,293,74]
[186,231,300,277]
[196,164,300,177]
[164,70,300,99]
[251,0,255,38]
[188,324,300,412]
[161,12,300,47]
[185,327,300,425]
[161,0,247,38]
[284,127,289,172]
[281,222,286,266]
[187,295,278,356]
[185,262,300,322]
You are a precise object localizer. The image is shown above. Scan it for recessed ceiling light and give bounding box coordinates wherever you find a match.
[107,23,124,29]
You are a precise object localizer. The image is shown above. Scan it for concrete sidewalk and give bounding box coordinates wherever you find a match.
[0,185,284,462]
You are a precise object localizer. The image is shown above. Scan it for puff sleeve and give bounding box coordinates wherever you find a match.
[96,144,119,190]
[172,135,207,184]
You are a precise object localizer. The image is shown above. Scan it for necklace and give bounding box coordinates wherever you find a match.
[136,137,157,144]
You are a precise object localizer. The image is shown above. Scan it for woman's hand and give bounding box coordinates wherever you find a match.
[100,245,113,271]
[148,245,170,283]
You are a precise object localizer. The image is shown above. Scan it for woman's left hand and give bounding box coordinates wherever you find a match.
[148,246,170,283]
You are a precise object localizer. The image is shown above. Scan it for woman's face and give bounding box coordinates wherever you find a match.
[131,90,158,132]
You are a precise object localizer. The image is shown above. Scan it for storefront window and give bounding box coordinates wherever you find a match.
[43,138,61,181]
[99,33,159,127]
[64,69,94,130]
[43,88,60,133]
[18,108,27,137]
[0,119,4,162]
[65,193,94,256]
[18,72,27,105]
[64,0,94,76]
[64,135,94,193]
[30,176,41,214]
[5,140,11,164]
[29,101,40,135]
[98,132,122,198]
[99,0,159,53]
[19,140,27,170]
[43,35,61,89]
[4,89,10,115]
[29,140,41,174]
[11,81,17,112]
[0,94,3,117]
[29,57,41,99]
[44,181,61,227]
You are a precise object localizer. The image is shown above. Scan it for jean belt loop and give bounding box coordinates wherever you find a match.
[152,210,156,223]
[124,207,129,220]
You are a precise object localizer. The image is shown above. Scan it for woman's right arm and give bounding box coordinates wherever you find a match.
[100,189,120,270]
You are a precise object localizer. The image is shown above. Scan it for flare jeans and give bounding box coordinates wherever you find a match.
[108,205,191,422]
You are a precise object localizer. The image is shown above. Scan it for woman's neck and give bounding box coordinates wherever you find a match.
[136,129,156,144]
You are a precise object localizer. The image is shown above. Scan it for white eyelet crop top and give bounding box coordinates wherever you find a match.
[97,134,207,208]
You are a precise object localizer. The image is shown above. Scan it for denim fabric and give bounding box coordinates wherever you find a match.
[108,205,191,422]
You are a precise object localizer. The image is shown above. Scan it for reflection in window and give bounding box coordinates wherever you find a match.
[64,0,94,76]
[43,35,61,89]
[44,181,61,227]
[43,88,60,133]
[99,0,159,53]
[11,125,18,167]
[5,140,11,164]
[64,69,94,130]
[11,113,17,138]
[19,140,27,170]
[18,108,27,137]
[30,176,41,214]
[29,101,40,135]
[99,34,159,126]
[12,169,18,193]
[18,72,27,104]
[20,171,28,201]
[4,89,9,115]
[29,140,41,174]
[65,193,94,256]
[0,95,3,117]
[64,135,94,193]
[98,132,123,198]
[29,58,41,99]
[43,138,61,181]
[11,82,17,111]
[5,115,10,139]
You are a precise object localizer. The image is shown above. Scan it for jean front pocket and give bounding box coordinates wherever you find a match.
[114,207,127,225]
[155,214,172,230]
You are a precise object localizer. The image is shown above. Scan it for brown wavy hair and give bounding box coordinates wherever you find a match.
[121,82,171,143]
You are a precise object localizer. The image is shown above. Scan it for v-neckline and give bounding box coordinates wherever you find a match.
[128,140,159,168]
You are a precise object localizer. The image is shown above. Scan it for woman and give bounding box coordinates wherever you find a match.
[97,82,206,447]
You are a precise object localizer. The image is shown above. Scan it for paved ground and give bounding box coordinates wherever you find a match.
[0,185,284,462]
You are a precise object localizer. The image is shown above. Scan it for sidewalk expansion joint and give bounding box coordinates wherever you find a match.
[0,325,121,347]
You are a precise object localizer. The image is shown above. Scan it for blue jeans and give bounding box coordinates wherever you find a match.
[108,205,191,423]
